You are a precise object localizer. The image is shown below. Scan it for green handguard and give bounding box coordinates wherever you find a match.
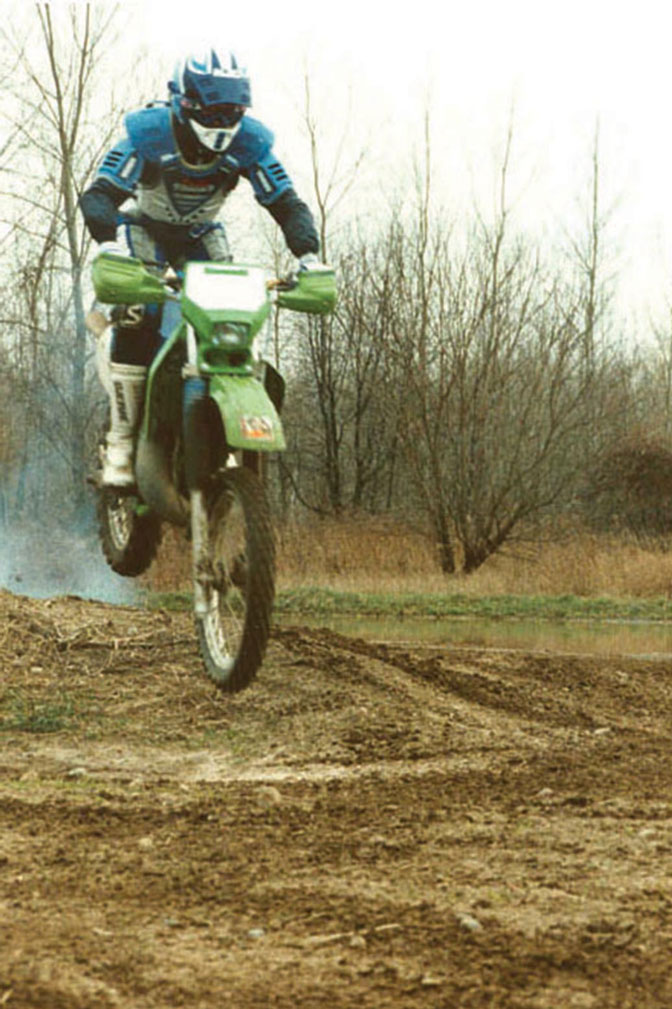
[277,266,337,315]
[92,252,166,305]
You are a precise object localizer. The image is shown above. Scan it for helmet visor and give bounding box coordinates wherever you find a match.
[185,101,245,129]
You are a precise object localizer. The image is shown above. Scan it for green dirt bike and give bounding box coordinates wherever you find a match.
[90,252,336,693]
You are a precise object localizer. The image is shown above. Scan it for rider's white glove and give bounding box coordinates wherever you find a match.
[298,253,335,277]
[97,241,128,258]
[298,252,320,271]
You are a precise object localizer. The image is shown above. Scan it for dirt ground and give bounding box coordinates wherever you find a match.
[1,588,672,1008]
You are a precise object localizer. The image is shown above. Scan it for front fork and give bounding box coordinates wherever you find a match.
[191,488,212,618]
[184,325,213,618]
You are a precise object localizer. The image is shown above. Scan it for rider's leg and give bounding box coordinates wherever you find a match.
[97,311,160,486]
[187,221,232,263]
[103,361,147,486]
[99,223,164,487]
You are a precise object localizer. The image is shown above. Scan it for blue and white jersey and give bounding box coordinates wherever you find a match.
[95,104,293,226]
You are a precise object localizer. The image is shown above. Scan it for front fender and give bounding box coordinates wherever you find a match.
[209,374,286,452]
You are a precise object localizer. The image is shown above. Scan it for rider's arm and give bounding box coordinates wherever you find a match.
[79,178,129,242]
[79,135,145,243]
[265,188,319,258]
[244,146,319,258]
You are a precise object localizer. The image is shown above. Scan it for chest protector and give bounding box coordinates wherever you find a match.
[122,105,275,225]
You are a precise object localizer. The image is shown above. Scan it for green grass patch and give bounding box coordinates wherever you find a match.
[144,589,193,611]
[1,689,79,734]
[143,586,672,623]
[273,587,672,622]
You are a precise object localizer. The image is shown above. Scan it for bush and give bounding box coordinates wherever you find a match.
[582,437,672,546]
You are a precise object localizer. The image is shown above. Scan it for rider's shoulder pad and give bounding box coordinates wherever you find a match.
[97,135,143,191]
[224,117,274,168]
[124,104,174,161]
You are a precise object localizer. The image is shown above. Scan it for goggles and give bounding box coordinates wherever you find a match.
[181,98,245,129]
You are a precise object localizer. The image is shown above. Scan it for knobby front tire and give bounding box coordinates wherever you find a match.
[195,467,275,693]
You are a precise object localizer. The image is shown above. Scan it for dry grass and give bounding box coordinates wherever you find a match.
[457,536,672,599]
[276,519,672,599]
[144,516,672,600]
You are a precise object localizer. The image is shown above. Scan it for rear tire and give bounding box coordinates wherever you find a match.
[196,467,275,693]
[97,489,162,577]
[94,413,162,578]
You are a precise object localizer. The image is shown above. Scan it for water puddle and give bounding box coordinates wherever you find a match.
[284,615,672,657]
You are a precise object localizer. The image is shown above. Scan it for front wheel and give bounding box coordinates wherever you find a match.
[195,467,275,693]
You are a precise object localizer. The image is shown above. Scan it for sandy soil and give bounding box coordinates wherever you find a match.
[1,587,672,1007]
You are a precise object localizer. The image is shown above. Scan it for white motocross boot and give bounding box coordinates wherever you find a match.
[102,362,147,487]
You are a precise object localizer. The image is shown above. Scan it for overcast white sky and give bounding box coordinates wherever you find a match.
[35,0,672,327]
[131,0,672,326]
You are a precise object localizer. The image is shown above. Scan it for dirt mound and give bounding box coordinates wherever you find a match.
[2,590,672,1007]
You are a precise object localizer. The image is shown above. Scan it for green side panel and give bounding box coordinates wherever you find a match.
[92,253,166,305]
[209,374,286,452]
[277,267,337,315]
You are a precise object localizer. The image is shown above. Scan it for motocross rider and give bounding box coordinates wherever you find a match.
[79,49,321,487]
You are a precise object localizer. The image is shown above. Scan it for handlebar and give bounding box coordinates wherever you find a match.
[92,253,336,315]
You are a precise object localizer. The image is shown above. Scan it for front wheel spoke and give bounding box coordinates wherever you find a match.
[212,554,248,594]
[212,559,232,594]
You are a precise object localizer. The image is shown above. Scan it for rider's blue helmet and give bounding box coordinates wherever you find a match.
[168,50,251,153]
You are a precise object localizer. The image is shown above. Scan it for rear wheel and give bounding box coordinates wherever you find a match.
[97,490,162,577]
[195,467,275,693]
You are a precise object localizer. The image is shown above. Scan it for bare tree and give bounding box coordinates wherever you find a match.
[265,82,633,571]
[646,312,672,438]
[281,225,399,515]
[387,123,616,572]
[277,72,369,515]
[0,3,122,521]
